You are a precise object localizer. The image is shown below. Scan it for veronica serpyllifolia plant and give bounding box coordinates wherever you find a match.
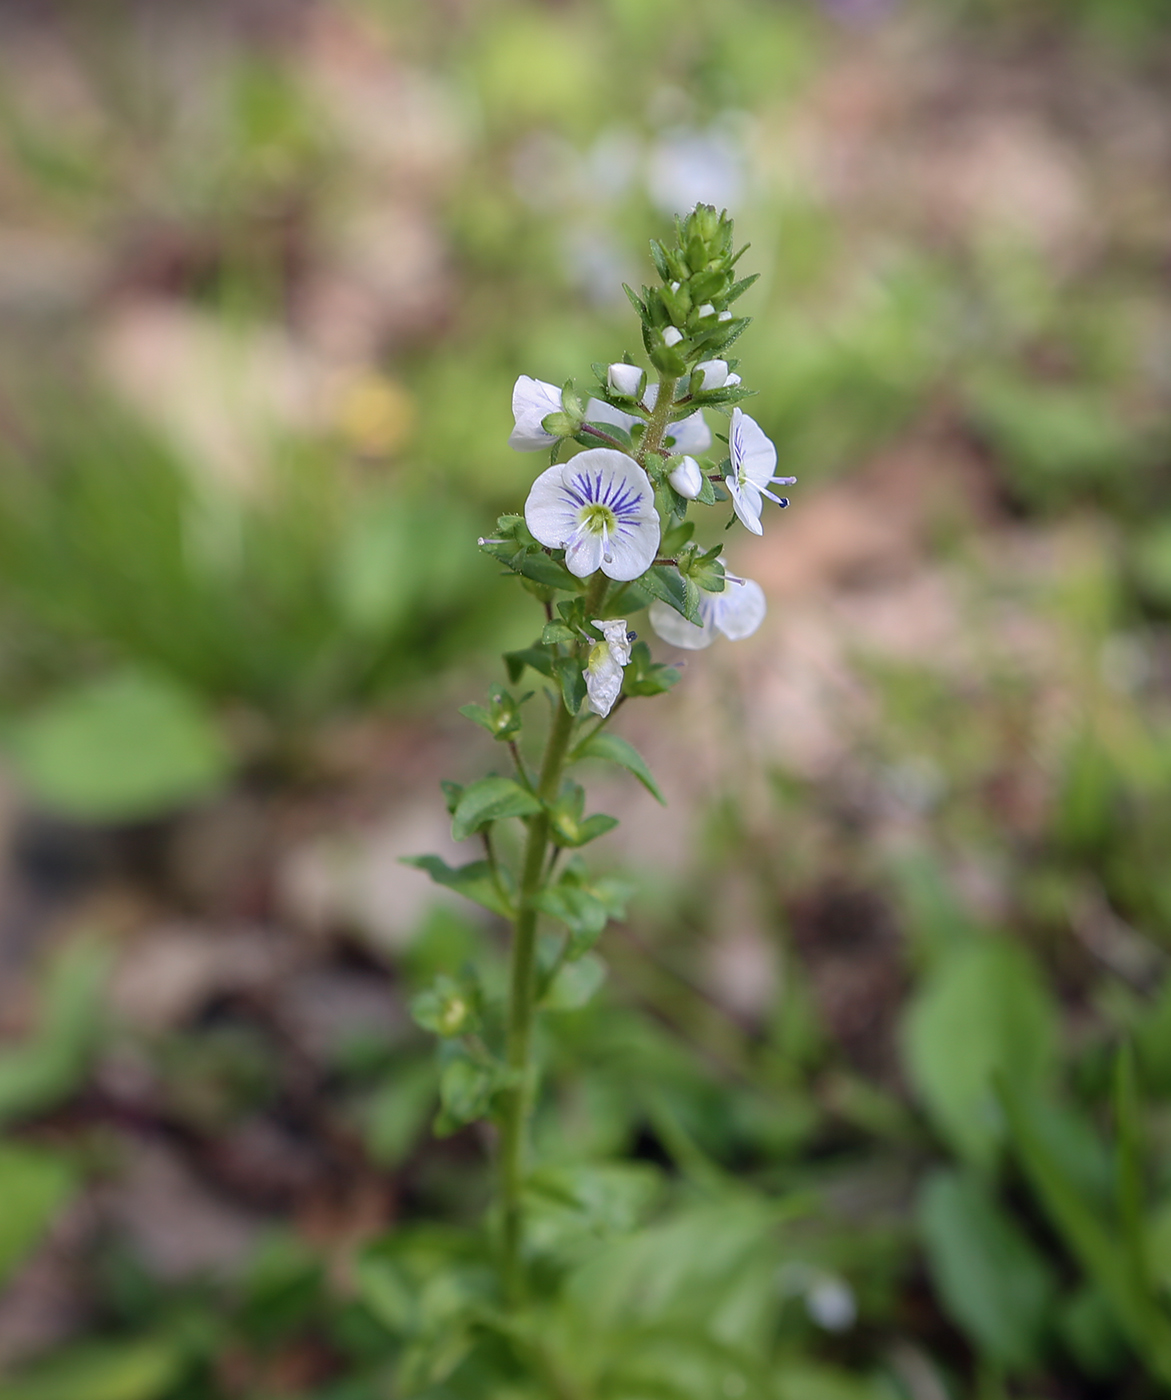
[405,204,793,1302]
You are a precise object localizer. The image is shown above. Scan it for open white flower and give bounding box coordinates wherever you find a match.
[509,376,565,451]
[525,448,660,580]
[583,618,633,717]
[724,408,796,535]
[649,576,767,650]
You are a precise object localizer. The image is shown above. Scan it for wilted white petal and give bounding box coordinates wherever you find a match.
[509,375,564,451]
[594,617,633,666]
[607,363,644,398]
[583,618,633,716]
[668,455,703,499]
[525,448,659,581]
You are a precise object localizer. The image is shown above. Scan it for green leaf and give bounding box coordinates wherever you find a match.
[525,1162,663,1254]
[532,885,609,957]
[362,1060,437,1168]
[450,776,542,842]
[400,855,514,920]
[0,936,109,1130]
[554,656,587,715]
[5,670,232,822]
[504,646,554,682]
[901,939,1057,1167]
[641,564,702,625]
[0,1340,184,1400]
[542,953,607,1011]
[919,1168,1058,1369]
[572,731,665,804]
[436,1057,498,1134]
[541,621,577,646]
[0,1146,78,1287]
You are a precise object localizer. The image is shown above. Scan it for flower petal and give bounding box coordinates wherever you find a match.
[712,579,767,640]
[584,654,623,716]
[565,528,606,578]
[649,599,714,650]
[727,476,763,534]
[585,397,639,432]
[525,462,582,548]
[730,407,777,489]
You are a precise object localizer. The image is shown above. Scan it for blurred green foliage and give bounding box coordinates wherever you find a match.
[0,0,1170,1396]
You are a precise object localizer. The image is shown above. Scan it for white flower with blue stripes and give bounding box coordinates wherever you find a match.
[724,408,795,535]
[524,448,660,581]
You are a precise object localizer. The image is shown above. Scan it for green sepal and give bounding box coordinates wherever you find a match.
[622,640,681,698]
[622,283,648,320]
[678,541,726,593]
[411,973,481,1038]
[554,656,587,715]
[641,564,702,625]
[547,780,619,848]
[451,776,542,842]
[400,855,515,920]
[505,646,554,682]
[648,239,671,281]
[695,472,719,506]
[727,272,761,303]
[570,730,666,805]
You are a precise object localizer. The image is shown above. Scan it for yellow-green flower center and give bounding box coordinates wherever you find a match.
[579,503,617,535]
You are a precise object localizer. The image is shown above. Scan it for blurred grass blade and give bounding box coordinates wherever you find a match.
[998,1075,1171,1385]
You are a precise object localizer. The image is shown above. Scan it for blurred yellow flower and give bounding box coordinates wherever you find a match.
[335,373,415,456]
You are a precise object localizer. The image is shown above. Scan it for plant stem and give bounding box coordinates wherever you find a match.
[640,375,678,465]
[498,570,608,1303]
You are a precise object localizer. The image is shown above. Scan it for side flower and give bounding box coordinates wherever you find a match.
[524,448,660,580]
[583,619,633,717]
[724,408,796,535]
[510,376,575,451]
[649,576,767,650]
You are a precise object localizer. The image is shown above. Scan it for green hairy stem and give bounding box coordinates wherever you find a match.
[499,568,609,1301]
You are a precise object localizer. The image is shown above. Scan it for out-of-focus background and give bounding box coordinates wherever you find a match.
[2,0,1171,1396]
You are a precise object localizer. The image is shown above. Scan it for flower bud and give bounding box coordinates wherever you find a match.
[668,455,704,499]
[697,303,717,318]
[661,326,684,348]
[606,362,644,399]
[718,309,732,322]
[692,359,729,391]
